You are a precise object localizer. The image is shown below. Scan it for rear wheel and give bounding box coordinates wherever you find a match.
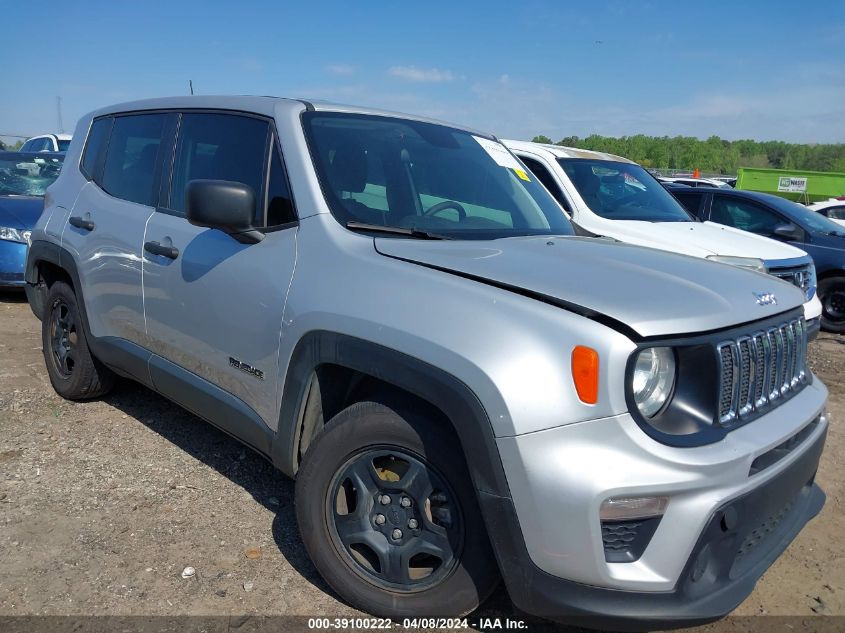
[295,398,499,617]
[42,281,114,399]
[819,277,845,334]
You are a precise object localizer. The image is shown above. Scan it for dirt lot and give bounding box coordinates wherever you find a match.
[1,291,844,632]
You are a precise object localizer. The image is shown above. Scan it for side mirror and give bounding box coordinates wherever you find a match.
[186,179,264,244]
[773,223,801,241]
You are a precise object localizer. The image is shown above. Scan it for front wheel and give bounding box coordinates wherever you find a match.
[295,399,499,617]
[818,277,845,334]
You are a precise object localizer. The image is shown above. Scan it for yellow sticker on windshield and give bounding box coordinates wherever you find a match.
[514,168,531,181]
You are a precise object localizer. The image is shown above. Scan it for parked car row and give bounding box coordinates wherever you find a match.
[503,141,823,334]
[0,151,64,286]
[18,96,829,630]
[669,185,845,333]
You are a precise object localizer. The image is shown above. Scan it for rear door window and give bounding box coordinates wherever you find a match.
[169,112,269,221]
[100,114,168,206]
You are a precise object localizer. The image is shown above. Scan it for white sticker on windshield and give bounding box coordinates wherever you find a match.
[473,136,524,171]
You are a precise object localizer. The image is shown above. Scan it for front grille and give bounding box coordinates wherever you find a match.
[770,264,812,297]
[717,318,807,425]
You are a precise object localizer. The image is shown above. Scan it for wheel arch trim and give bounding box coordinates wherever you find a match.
[272,330,513,501]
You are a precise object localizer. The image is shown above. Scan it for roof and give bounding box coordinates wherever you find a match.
[86,95,492,138]
[27,133,72,140]
[502,139,636,164]
[0,151,65,161]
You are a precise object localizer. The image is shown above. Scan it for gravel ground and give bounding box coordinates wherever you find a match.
[1,291,843,632]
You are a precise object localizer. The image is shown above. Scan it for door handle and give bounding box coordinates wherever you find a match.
[144,240,179,259]
[69,216,95,231]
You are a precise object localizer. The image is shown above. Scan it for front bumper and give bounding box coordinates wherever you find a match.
[0,239,28,287]
[486,379,828,629]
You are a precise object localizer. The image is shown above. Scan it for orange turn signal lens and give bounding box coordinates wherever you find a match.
[572,346,599,404]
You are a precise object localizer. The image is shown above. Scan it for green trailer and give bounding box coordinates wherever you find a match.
[735,167,845,204]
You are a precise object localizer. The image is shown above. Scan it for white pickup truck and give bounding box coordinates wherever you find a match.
[504,140,823,335]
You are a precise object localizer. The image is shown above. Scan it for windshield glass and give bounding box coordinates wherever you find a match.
[558,158,694,222]
[302,112,573,239]
[0,153,64,196]
[57,139,71,151]
[765,195,845,236]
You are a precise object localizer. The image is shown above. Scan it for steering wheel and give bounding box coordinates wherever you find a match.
[424,200,466,220]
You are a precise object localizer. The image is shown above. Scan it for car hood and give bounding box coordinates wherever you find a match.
[0,196,44,229]
[374,235,805,338]
[591,220,807,260]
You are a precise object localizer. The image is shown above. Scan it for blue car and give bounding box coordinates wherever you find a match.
[671,185,845,333]
[0,151,64,287]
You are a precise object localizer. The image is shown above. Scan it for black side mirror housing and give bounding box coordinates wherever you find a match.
[186,179,264,244]
[773,222,801,241]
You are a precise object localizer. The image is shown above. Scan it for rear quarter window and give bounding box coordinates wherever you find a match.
[81,117,112,179]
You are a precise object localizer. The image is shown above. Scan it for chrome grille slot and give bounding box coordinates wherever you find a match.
[752,333,767,408]
[769,263,812,298]
[737,338,753,417]
[717,317,807,425]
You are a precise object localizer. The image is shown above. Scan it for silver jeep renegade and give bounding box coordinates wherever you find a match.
[25,96,828,629]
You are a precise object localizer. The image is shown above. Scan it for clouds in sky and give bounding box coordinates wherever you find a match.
[388,66,455,83]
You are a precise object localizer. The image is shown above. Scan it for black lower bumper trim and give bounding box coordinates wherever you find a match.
[480,426,827,631]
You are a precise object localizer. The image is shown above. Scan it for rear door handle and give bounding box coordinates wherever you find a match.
[144,240,179,260]
[69,216,95,231]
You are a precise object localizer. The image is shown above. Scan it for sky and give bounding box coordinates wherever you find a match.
[2,0,844,146]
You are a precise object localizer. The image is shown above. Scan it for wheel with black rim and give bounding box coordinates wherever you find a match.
[819,277,845,334]
[295,398,499,617]
[42,281,114,399]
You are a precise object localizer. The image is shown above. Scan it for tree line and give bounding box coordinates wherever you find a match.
[531,134,845,175]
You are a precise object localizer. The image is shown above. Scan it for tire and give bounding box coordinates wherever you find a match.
[42,281,114,400]
[295,397,499,618]
[818,277,845,334]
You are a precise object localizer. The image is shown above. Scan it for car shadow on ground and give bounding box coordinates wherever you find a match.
[100,379,591,632]
[0,290,29,303]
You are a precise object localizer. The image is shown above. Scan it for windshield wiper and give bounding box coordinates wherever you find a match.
[346,221,452,240]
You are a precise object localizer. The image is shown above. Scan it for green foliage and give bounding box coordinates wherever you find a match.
[533,134,845,175]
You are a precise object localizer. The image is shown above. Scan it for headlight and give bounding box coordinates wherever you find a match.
[706,255,766,273]
[0,227,31,245]
[632,347,676,418]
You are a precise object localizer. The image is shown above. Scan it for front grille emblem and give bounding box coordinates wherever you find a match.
[753,292,777,306]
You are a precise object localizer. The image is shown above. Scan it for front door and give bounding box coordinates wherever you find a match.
[142,111,298,427]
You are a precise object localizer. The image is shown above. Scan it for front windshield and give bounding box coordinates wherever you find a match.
[559,158,694,222]
[0,154,64,196]
[57,139,71,151]
[766,195,845,236]
[302,112,573,239]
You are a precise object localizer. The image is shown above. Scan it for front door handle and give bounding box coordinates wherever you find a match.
[144,240,179,260]
[69,216,95,231]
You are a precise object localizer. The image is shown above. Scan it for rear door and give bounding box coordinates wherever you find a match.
[63,112,173,343]
[142,111,298,427]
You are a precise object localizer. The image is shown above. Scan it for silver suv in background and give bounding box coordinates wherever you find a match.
[26,97,828,629]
